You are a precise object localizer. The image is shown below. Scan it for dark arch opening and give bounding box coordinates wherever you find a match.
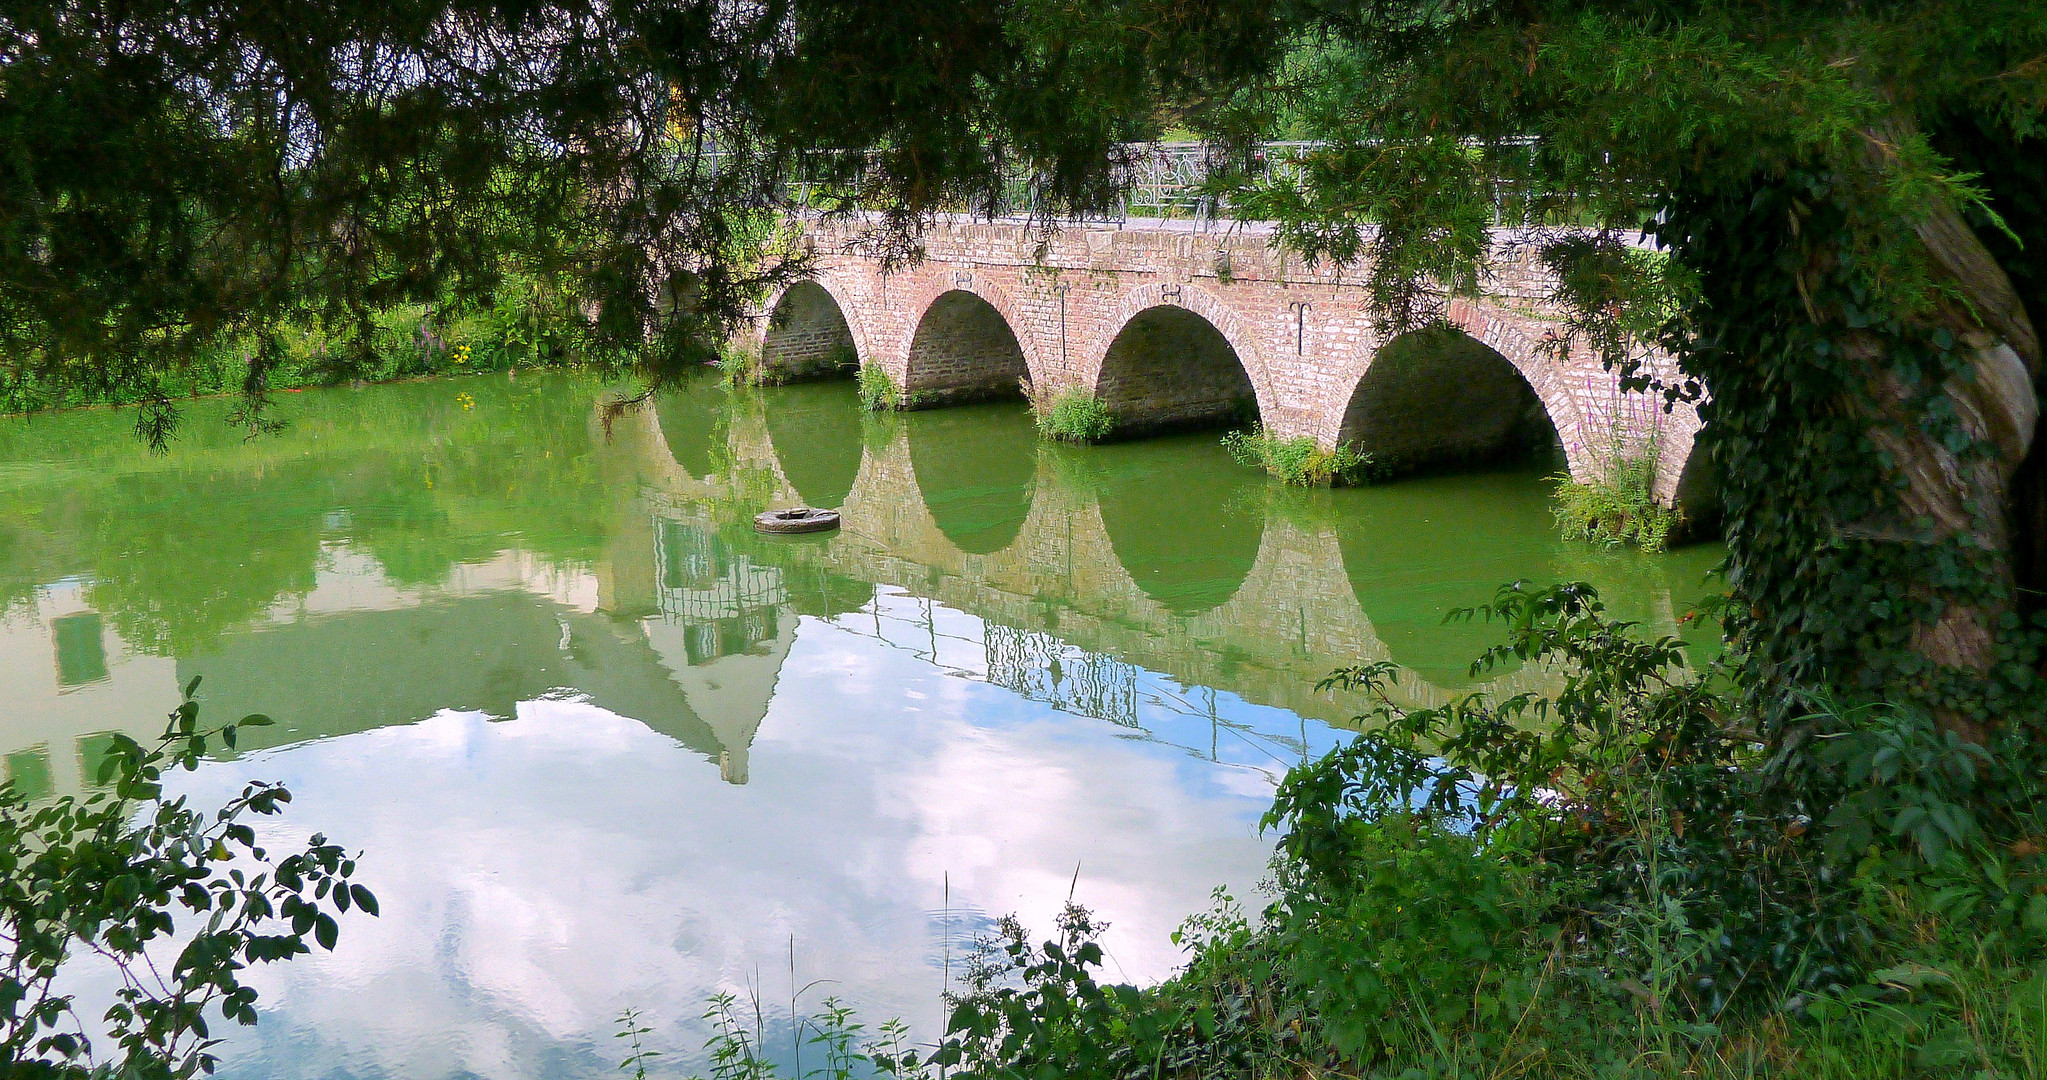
[904,290,1030,408]
[1338,327,1561,477]
[761,281,860,382]
[763,381,865,509]
[907,403,1037,555]
[1670,442,1725,544]
[1095,306,1257,438]
[1096,436,1265,615]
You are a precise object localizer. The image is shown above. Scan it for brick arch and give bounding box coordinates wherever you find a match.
[753,271,876,380]
[1653,404,1710,509]
[889,273,1050,406]
[1315,303,1597,482]
[1082,282,1279,435]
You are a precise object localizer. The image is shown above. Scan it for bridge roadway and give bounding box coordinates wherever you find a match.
[743,215,1709,506]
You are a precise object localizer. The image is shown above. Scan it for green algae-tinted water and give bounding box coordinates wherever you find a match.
[0,372,1722,1079]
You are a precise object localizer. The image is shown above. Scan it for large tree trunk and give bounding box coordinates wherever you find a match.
[1871,197,2039,662]
[1847,130,2041,731]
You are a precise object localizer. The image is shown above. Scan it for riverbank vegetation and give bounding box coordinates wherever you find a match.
[662,584,2047,1080]
[0,270,606,420]
[0,687,372,1079]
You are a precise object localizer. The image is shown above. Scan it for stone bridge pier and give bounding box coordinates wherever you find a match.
[742,217,1710,507]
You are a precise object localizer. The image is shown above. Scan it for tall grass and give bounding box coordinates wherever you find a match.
[1553,452,1683,553]
[1221,425,1382,486]
[1024,382,1117,443]
[857,363,901,411]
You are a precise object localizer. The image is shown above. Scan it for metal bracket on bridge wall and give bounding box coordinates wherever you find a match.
[1160,283,1182,303]
[1287,301,1311,356]
[1054,283,1072,363]
[954,271,974,290]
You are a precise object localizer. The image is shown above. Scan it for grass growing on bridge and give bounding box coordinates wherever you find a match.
[1027,385,1117,444]
[1222,426,1382,486]
[857,363,902,411]
[717,346,773,387]
[1553,453,1683,553]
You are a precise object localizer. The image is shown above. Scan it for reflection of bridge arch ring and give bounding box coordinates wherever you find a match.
[906,405,1039,556]
[754,507,841,534]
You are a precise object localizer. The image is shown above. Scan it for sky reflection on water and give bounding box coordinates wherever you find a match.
[158,589,1330,1080]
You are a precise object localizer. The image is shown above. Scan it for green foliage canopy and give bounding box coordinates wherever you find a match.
[0,0,1216,435]
[1156,1,2047,734]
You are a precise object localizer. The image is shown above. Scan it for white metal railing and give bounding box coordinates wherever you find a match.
[771,137,1560,229]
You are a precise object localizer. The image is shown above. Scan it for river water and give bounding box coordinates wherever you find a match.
[0,372,1721,1079]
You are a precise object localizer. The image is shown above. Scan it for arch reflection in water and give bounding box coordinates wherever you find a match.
[707,381,1721,721]
[1090,435,1265,616]
[904,402,1038,555]
[654,377,729,480]
[761,381,866,509]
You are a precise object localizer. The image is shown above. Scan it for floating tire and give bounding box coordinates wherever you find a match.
[754,506,841,535]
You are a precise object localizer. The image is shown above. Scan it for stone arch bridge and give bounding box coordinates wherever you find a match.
[742,216,1709,505]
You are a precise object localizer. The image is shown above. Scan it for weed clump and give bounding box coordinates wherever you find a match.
[718,346,773,388]
[857,362,901,411]
[1221,425,1382,486]
[1554,453,1683,552]
[1025,382,1117,443]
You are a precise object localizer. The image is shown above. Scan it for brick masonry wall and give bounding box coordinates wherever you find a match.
[903,290,1031,405]
[759,280,860,380]
[742,216,1706,506]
